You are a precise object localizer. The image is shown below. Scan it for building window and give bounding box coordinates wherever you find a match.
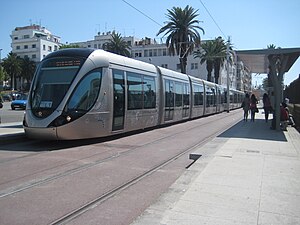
[88,45,91,48]
[134,52,142,57]
[14,37,18,40]
[153,49,157,57]
[157,49,162,56]
[48,46,52,52]
[54,46,58,51]
[149,49,153,57]
[161,64,168,68]
[191,63,198,70]
[144,50,148,57]
[162,48,167,56]
[24,45,28,49]
[32,44,36,48]
[176,64,181,70]
[23,35,30,39]
[16,46,20,50]
[32,54,36,59]
[43,45,46,50]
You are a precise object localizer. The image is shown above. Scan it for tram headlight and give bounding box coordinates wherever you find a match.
[48,110,85,127]
[49,115,69,127]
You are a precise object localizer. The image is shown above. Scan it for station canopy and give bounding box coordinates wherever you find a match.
[236,47,300,74]
[236,47,300,131]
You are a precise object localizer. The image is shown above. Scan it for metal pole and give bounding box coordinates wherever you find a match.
[0,48,2,64]
[226,37,230,112]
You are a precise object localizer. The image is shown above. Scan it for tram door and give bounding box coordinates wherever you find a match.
[164,79,174,121]
[112,70,125,131]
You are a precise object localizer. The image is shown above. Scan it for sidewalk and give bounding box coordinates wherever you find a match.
[131,110,300,225]
[0,122,25,143]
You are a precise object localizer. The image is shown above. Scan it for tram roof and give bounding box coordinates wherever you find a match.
[236,47,300,74]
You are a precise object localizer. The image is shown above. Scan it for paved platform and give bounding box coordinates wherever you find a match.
[131,110,300,225]
[0,122,25,143]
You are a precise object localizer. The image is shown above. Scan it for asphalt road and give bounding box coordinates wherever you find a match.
[0,101,24,124]
[0,109,243,225]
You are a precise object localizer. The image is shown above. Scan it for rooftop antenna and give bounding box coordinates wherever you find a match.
[96,24,101,34]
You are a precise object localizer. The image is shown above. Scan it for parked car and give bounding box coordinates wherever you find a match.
[11,94,28,110]
[2,94,12,102]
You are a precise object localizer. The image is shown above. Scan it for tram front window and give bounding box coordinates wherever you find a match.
[31,57,83,118]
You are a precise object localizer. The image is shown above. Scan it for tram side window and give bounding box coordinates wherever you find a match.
[221,89,225,104]
[212,87,216,106]
[165,79,174,107]
[183,83,190,107]
[127,73,143,109]
[230,91,234,103]
[175,82,183,107]
[206,87,212,107]
[143,76,156,109]
[193,84,204,106]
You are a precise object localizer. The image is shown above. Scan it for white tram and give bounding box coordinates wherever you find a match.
[24,49,243,140]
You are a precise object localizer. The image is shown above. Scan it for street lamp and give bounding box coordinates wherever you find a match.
[226,37,230,113]
[0,48,2,64]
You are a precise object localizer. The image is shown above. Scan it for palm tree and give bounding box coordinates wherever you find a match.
[194,40,215,82]
[157,5,204,74]
[2,52,22,90]
[267,44,276,49]
[21,57,36,90]
[194,37,232,83]
[213,37,227,84]
[104,31,131,57]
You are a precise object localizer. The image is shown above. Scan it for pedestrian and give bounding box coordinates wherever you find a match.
[280,103,289,131]
[262,93,272,122]
[282,102,296,127]
[250,94,258,122]
[0,95,3,124]
[242,93,250,121]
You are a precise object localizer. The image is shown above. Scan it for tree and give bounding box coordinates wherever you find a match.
[194,37,233,83]
[267,44,276,49]
[2,52,22,90]
[194,40,215,82]
[60,44,80,49]
[103,31,131,57]
[0,65,8,83]
[213,37,228,84]
[157,5,204,74]
[21,57,36,90]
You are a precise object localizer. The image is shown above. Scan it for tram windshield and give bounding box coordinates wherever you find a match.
[30,57,84,118]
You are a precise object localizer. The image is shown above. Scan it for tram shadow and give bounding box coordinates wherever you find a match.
[218,118,287,142]
[0,128,153,152]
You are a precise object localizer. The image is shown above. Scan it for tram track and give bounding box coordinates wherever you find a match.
[0,110,242,200]
[49,111,242,224]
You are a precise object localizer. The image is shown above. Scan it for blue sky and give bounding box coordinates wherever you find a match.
[1,0,299,85]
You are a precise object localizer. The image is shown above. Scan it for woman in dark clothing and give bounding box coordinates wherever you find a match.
[250,94,258,122]
[263,93,272,122]
[242,93,250,121]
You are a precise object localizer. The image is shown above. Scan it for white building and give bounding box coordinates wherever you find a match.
[72,31,139,51]
[11,24,61,62]
[71,32,251,91]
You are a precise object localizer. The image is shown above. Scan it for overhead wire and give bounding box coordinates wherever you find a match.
[121,0,163,27]
[198,0,227,39]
